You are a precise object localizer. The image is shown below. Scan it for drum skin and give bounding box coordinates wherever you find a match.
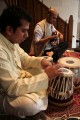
[58,57,80,68]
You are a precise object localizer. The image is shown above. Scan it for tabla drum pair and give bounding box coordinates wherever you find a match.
[58,57,80,90]
[48,67,74,107]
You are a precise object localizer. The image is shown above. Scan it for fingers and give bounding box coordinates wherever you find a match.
[52,34,58,39]
[52,63,61,69]
[41,58,52,69]
[45,63,62,80]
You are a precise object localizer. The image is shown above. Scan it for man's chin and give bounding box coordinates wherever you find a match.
[20,39,25,43]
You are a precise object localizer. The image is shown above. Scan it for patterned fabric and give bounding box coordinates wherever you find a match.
[46,89,80,118]
[63,50,80,59]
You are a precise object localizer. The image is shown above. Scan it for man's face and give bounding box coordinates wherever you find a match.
[8,19,30,44]
[49,13,57,24]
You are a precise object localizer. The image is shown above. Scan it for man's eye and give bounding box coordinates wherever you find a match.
[22,30,28,33]
[53,17,57,19]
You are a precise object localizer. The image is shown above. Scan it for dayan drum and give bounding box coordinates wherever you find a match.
[58,57,80,89]
[48,68,74,106]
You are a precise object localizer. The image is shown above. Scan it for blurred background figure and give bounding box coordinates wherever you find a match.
[29,8,63,57]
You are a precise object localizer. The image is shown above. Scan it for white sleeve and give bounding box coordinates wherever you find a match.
[51,25,57,33]
[0,47,48,97]
[15,44,43,69]
[34,25,44,43]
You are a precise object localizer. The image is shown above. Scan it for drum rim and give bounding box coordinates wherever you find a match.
[59,67,74,77]
[48,95,73,107]
[58,57,80,68]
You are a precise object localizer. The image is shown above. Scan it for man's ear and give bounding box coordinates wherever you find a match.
[47,13,50,18]
[6,26,13,35]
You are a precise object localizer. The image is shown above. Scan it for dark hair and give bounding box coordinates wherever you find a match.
[0,6,32,33]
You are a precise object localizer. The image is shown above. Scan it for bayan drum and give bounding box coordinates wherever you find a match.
[58,57,80,89]
[48,68,74,106]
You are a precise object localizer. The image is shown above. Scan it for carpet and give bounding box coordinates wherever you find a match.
[63,50,80,59]
[45,89,80,118]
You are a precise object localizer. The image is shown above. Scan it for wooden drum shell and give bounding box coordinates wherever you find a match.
[48,68,74,106]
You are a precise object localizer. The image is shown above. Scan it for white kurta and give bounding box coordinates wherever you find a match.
[0,33,49,114]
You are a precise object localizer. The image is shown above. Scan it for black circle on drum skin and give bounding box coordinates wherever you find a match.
[66,60,74,64]
[67,118,78,120]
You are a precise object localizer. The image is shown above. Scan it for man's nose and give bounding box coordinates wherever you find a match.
[24,32,28,38]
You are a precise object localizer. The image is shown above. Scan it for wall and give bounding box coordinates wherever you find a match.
[39,0,79,48]
[0,0,79,48]
[77,1,80,40]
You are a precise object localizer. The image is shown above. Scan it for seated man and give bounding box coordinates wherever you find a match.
[29,8,63,57]
[0,6,62,119]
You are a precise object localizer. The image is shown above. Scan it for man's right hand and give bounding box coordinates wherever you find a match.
[45,63,62,80]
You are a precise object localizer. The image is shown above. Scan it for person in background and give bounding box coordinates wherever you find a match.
[0,6,62,120]
[29,8,63,57]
